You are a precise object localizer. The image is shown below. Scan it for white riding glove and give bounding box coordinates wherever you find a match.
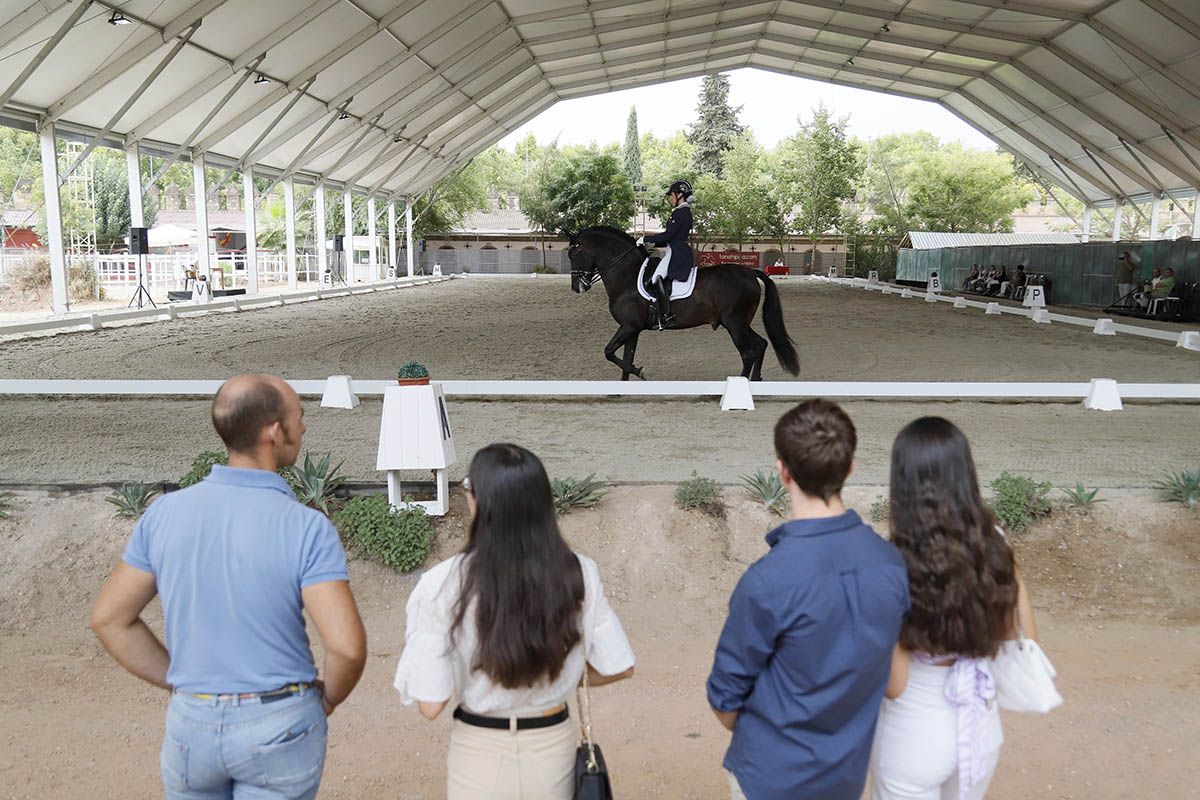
[636,236,645,247]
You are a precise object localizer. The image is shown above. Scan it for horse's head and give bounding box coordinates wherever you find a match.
[568,238,600,294]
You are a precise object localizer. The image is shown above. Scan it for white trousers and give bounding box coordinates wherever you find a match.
[651,245,673,281]
[869,661,1003,800]
[447,717,576,800]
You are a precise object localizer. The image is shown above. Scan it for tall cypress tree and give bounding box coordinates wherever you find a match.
[688,73,744,178]
[622,107,643,186]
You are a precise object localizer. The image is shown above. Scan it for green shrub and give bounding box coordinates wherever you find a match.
[333,495,433,573]
[1153,468,1200,509]
[740,468,787,516]
[283,451,345,515]
[0,491,13,519]
[106,483,160,518]
[550,474,608,515]
[989,471,1052,533]
[676,471,723,516]
[179,451,228,487]
[397,361,429,379]
[869,494,889,525]
[1061,482,1104,514]
[532,264,557,275]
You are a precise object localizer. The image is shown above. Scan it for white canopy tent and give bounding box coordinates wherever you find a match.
[2,0,1199,312]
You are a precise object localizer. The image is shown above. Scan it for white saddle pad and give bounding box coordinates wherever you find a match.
[636,261,698,302]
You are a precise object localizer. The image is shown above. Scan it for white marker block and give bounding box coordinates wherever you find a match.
[233,298,243,312]
[378,383,456,516]
[1022,285,1046,308]
[88,313,102,330]
[432,263,443,277]
[1093,318,1116,336]
[1083,378,1123,411]
[985,302,1002,315]
[192,279,211,304]
[953,296,968,309]
[321,375,360,409]
[386,267,396,279]
[901,288,913,298]
[166,305,178,321]
[277,294,286,306]
[1175,330,1200,351]
[925,291,939,303]
[827,266,838,279]
[1032,308,1051,324]
[720,376,755,411]
[321,270,333,287]
[927,271,942,293]
[867,270,879,285]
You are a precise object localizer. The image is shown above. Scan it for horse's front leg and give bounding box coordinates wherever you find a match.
[621,331,645,381]
[604,326,638,379]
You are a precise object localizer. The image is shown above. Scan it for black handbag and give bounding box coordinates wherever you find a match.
[572,641,613,800]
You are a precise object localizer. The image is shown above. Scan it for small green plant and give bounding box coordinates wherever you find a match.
[676,471,723,516]
[106,483,161,519]
[989,471,1052,533]
[1061,482,1104,514]
[283,451,346,515]
[550,474,608,515]
[397,361,430,380]
[1153,468,1200,509]
[332,495,433,572]
[0,491,14,519]
[532,264,557,275]
[869,494,889,525]
[179,451,228,487]
[740,468,788,516]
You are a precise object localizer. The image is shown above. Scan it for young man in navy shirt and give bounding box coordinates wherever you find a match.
[708,399,910,800]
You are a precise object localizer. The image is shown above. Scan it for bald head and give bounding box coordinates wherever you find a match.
[212,374,296,453]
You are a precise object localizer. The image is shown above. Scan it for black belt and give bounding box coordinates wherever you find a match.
[453,705,569,731]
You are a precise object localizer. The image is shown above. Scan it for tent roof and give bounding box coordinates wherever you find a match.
[903,231,1081,249]
[3,0,1199,207]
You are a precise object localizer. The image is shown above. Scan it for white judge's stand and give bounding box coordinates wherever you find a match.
[376,381,456,516]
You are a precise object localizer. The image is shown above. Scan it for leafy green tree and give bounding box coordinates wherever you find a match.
[688,73,743,178]
[904,145,1035,232]
[692,133,776,248]
[860,131,939,235]
[640,132,696,224]
[522,147,634,235]
[622,108,642,185]
[407,154,491,239]
[0,128,39,218]
[774,105,863,258]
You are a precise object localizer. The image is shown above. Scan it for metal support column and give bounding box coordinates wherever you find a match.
[1081,205,1092,243]
[193,156,211,281]
[243,166,259,294]
[367,196,378,280]
[343,190,354,283]
[405,198,414,277]
[284,177,298,289]
[387,200,398,277]
[38,124,70,315]
[126,143,146,291]
[1112,201,1123,241]
[314,183,327,279]
[1192,190,1200,239]
[1149,194,1162,239]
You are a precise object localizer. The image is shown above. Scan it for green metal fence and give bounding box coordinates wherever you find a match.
[897,240,1200,307]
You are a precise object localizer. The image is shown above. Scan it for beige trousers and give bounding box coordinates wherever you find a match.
[447,717,576,800]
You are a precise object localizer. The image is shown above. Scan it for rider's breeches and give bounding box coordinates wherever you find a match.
[652,246,673,281]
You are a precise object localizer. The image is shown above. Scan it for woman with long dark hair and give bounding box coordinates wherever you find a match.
[394,444,635,799]
[870,417,1038,800]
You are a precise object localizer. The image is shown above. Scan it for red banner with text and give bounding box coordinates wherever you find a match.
[697,250,762,267]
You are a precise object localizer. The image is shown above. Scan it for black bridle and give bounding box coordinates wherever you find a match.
[570,242,643,290]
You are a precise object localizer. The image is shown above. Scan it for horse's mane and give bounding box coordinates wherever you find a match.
[578,225,635,245]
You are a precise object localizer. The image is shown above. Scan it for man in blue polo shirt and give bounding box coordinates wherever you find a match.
[708,399,909,800]
[91,374,367,800]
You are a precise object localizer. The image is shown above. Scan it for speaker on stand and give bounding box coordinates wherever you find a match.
[128,226,155,309]
[333,234,349,286]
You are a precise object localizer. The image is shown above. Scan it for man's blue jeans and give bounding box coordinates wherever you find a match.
[160,689,327,799]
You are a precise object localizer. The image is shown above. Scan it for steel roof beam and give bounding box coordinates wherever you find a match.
[0,0,93,114]
[0,0,75,53]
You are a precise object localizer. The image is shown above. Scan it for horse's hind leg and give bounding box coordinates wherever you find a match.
[726,323,765,379]
[749,329,768,381]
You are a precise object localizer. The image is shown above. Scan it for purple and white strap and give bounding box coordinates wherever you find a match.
[914,654,996,800]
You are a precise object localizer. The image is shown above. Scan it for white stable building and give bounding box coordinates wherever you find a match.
[2,0,1199,314]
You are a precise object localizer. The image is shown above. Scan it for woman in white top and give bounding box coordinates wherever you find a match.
[870,418,1038,800]
[394,443,635,800]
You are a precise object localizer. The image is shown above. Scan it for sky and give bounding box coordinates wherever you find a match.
[498,67,996,151]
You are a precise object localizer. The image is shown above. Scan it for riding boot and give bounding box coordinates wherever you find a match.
[653,277,675,329]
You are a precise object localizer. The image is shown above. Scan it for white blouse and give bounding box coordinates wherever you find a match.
[393,552,635,715]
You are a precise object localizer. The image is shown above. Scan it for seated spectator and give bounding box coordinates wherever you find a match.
[1013,264,1027,288]
[1139,267,1176,310]
[994,265,1010,297]
[708,399,909,800]
[985,268,1002,296]
[1134,267,1163,310]
[962,265,979,290]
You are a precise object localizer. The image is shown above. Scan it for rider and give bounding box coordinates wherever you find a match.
[637,179,694,329]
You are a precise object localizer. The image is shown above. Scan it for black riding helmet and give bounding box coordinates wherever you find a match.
[666,179,693,198]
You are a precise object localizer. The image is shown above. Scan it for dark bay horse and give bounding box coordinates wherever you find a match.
[568,226,800,380]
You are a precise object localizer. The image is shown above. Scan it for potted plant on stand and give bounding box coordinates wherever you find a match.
[397,361,431,386]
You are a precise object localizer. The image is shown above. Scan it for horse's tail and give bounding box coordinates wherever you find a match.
[754,271,800,376]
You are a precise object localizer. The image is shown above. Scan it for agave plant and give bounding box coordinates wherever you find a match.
[1061,482,1104,514]
[0,491,14,520]
[106,483,161,519]
[740,468,788,516]
[1153,468,1200,509]
[551,474,608,515]
[284,451,346,515]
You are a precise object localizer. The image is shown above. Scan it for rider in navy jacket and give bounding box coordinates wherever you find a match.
[638,179,694,329]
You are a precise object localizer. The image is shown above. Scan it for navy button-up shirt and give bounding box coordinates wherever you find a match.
[707,510,909,800]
